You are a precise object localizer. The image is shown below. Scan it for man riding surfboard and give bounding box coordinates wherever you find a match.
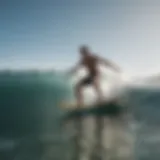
[68,45,121,107]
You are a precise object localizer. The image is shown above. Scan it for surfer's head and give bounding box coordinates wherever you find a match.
[79,45,90,56]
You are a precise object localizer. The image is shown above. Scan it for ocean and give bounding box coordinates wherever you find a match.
[0,70,159,160]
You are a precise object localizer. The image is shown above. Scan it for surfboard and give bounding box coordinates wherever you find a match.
[59,100,109,110]
[59,101,79,109]
[59,98,125,110]
[61,100,128,121]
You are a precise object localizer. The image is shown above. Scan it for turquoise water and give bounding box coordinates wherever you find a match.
[0,71,71,138]
[0,71,73,160]
[0,71,160,160]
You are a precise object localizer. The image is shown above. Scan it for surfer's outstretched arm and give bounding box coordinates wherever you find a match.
[67,61,82,75]
[96,56,121,72]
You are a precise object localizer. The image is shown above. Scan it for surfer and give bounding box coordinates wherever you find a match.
[68,45,121,106]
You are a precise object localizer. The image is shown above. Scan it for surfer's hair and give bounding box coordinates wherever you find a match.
[79,45,90,53]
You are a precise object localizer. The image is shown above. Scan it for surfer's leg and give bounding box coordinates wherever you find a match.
[93,76,103,102]
[75,75,93,106]
[75,76,91,106]
[75,83,84,107]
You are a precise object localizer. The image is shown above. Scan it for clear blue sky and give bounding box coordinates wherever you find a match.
[0,0,160,76]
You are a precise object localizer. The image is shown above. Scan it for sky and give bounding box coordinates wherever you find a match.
[1,0,160,76]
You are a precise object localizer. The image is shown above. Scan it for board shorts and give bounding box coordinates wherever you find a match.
[80,72,97,86]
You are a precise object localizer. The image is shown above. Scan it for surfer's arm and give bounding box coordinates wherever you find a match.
[96,55,121,72]
[68,61,82,75]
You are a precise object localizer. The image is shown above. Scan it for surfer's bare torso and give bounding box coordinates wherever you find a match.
[81,54,99,75]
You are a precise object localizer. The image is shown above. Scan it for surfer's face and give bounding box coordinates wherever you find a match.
[79,48,90,57]
[80,51,88,57]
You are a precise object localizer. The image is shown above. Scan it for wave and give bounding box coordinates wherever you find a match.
[0,70,159,160]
